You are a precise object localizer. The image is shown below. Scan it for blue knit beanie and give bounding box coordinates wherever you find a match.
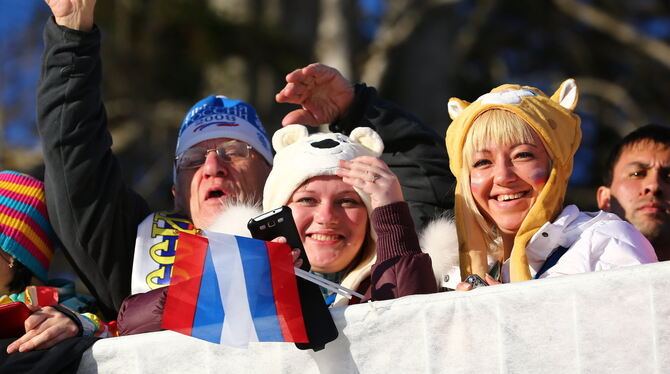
[175,95,273,167]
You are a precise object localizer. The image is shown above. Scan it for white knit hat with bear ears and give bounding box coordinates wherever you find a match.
[262,125,384,214]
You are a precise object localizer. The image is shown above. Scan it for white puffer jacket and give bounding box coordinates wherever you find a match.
[514,205,658,282]
[419,205,659,287]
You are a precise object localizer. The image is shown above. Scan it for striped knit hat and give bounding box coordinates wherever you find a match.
[0,171,55,282]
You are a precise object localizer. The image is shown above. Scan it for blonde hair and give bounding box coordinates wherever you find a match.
[460,109,544,257]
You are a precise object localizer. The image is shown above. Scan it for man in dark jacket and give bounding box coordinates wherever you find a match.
[38,0,454,320]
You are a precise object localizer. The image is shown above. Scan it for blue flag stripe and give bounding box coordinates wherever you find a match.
[236,236,284,342]
[192,248,225,343]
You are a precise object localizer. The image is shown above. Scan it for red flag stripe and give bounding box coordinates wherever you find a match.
[266,241,309,343]
[161,232,209,336]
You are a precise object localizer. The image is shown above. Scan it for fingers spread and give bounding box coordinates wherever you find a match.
[282,110,318,127]
[277,82,308,102]
[284,68,305,83]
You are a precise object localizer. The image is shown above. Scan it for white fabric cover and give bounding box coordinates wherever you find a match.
[78,262,670,373]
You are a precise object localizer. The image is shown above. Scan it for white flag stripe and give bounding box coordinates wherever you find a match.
[206,232,259,347]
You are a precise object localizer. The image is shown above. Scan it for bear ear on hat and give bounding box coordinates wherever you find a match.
[551,78,579,111]
[272,124,309,152]
[350,127,384,156]
[447,98,470,120]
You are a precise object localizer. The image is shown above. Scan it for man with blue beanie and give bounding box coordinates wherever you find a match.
[172,95,273,229]
[37,2,272,319]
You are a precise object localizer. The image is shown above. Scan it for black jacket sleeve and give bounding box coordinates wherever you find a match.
[330,83,455,229]
[37,17,151,320]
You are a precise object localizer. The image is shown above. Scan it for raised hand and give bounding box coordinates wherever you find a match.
[336,156,404,210]
[276,63,355,127]
[45,0,96,31]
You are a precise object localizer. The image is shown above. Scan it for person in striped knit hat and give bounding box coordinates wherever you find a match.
[0,171,115,355]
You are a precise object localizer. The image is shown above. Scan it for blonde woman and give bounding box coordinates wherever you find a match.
[445,80,657,286]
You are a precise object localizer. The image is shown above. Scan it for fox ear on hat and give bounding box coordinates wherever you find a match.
[349,127,384,156]
[447,98,470,120]
[551,78,579,111]
[272,124,309,152]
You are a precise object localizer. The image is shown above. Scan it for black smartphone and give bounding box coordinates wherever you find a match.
[247,206,311,271]
[249,206,338,351]
[464,274,489,289]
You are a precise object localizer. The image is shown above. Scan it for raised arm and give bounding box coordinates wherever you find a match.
[277,63,455,228]
[38,0,151,319]
[45,0,95,31]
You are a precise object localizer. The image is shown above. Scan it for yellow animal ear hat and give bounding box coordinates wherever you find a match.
[445,79,581,282]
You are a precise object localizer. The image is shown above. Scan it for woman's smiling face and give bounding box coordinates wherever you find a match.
[469,130,550,235]
[287,175,369,273]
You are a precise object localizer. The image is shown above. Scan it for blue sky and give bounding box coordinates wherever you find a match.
[0,1,45,34]
[0,1,49,148]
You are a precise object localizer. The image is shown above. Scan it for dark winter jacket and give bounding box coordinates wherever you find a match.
[37,18,150,320]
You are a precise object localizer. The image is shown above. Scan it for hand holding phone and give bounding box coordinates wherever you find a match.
[249,206,339,351]
[463,274,489,289]
[248,206,311,271]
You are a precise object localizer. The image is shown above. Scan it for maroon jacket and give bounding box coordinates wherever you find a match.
[117,202,436,335]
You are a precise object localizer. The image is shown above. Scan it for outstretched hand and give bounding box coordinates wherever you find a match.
[336,156,404,210]
[45,0,96,31]
[6,305,80,354]
[276,63,355,127]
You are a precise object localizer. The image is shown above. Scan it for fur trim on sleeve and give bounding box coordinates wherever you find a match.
[420,214,461,290]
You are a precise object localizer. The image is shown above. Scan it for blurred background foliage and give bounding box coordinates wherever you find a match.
[2,0,670,211]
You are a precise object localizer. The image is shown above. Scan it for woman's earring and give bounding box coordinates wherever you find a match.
[8,257,14,268]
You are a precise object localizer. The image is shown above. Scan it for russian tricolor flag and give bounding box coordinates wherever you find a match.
[162,231,309,347]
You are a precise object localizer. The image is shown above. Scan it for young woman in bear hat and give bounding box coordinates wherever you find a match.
[261,125,437,306]
[445,79,657,286]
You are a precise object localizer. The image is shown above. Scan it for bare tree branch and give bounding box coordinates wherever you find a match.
[316,0,353,78]
[554,0,670,69]
[576,76,646,136]
[361,0,462,87]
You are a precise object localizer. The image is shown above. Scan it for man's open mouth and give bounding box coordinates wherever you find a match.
[206,189,226,200]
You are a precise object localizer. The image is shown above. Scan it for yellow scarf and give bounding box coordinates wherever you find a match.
[445,79,581,282]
